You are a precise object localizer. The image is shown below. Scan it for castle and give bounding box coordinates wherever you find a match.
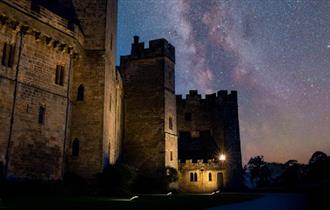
[0,0,242,192]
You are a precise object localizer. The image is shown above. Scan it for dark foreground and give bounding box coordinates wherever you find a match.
[0,193,260,210]
[1,191,329,210]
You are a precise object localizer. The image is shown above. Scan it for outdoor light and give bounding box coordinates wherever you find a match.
[219,154,226,161]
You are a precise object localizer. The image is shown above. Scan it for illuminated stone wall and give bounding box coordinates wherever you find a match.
[0,0,121,180]
[0,0,80,180]
[179,160,224,193]
[67,0,120,178]
[120,37,178,183]
[177,90,243,190]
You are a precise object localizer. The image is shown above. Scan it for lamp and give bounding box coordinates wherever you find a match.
[219,154,226,161]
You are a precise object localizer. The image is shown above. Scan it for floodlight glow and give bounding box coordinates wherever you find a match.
[219,154,226,161]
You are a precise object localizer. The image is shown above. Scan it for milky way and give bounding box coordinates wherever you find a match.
[117,0,330,164]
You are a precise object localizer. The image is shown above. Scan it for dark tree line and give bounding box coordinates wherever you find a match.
[244,151,330,191]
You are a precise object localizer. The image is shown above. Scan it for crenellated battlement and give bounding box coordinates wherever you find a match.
[0,1,84,54]
[179,159,224,170]
[121,36,175,63]
[1,0,83,45]
[176,89,237,106]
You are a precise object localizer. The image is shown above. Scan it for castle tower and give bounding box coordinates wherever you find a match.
[120,36,178,190]
[176,90,242,190]
[67,0,121,178]
[221,91,243,189]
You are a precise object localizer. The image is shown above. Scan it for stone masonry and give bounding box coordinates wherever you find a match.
[177,90,243,190]
[0,0,121,180]
[0,0,242,193]
[120,36,178,183]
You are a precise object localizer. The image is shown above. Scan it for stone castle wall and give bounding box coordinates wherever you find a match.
[0,0,82,179]
[0,0,121,180]
[179,159,224,193]
[0,0,241,193]
[67,0,119,178]
[177,90,242,189]
[120,37,178,180]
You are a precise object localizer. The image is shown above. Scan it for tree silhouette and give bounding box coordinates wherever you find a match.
[307,151,330,181]
[246,155,271,187]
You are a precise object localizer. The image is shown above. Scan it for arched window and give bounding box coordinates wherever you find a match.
[190,172,194,182]
[77,85,84,101]
[72,138,80,157]
[194,172,198,182]
[209,172,212,182]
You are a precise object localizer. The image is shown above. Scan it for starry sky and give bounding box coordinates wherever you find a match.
[117,0,330,164]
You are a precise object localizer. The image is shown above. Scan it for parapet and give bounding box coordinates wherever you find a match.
[1,0,84,47]
[121,36,175,63]
[186,90,201,100]
[176,90,238,106]
[3,0,80,32]
[178,159,224,170]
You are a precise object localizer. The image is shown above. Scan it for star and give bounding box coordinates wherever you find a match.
[118,0,330,164]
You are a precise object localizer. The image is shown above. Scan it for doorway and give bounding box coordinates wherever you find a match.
[217,172,224,189]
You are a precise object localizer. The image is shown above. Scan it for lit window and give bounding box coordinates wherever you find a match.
[194,172,198,182]
[190,172,198,182]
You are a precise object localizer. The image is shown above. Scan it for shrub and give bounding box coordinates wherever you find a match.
[97,164,137,195]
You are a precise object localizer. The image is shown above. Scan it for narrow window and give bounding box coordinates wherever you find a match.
[184,112,192,121]
[38,106,45,124]
[72,138,80,157]
[190,172,194,182]
[169,117,173,130]
[170,151,173,161]
[55,65,64,86]
[109,93,112,111]
[2,43,14,67]
[194,172,198,182]
[168,70,172,85]
[209,172,212,182]
[77,84,84,101]
[110,33,113,50]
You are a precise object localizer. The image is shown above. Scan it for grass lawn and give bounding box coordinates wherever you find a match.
[1,193,262,210]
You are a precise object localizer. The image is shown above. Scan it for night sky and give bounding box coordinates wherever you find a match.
[117,0,330,164]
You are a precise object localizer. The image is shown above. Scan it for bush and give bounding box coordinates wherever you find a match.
[63,172,88,195]
[0,162,4,195]
[165,167,179,191]
[97,164,137,195]
[132,167,179,193]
